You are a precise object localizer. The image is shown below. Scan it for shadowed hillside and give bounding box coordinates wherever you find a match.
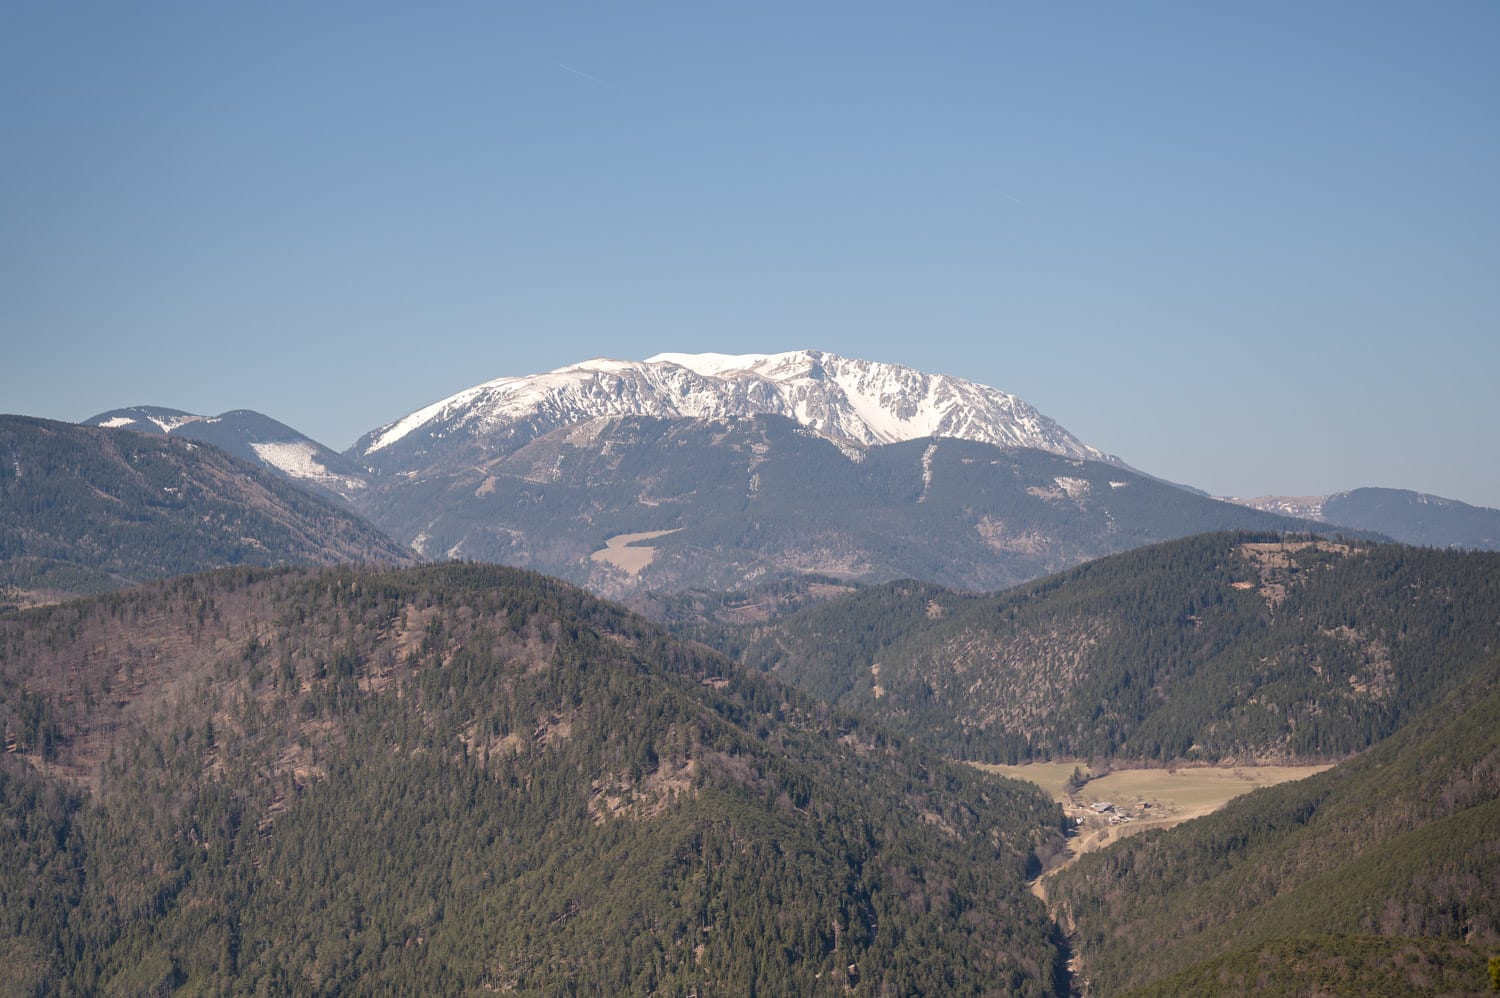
[351,413,1332,597]
[0,416,414,608]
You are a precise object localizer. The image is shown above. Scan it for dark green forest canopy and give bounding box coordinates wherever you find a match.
[1126,935,1495,998]
[0,563,1066,995]
[721,533,1500,763]
[1047,665,1500,995]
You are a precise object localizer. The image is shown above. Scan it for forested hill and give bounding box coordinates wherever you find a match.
[1047,664,1500,995]
[0,562,1066,995]
[0,416,415,608]
[728,533,1500,763]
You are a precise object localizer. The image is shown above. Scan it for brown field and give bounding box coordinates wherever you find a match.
[590,529,681,576]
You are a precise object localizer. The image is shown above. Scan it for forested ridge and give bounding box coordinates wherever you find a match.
[0,563,1066,995]
[727,533,1500,763]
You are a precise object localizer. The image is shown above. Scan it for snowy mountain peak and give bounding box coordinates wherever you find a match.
[353,351,1123,472]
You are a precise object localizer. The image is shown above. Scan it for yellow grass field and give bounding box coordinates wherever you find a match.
[1080,765,1332,822]
[975,761,1333,886]
[590,529,681,576]
[972,761,1084,800]
[977,761,1331,814]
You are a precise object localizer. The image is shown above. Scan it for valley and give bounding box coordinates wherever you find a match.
[979,761,1334,874]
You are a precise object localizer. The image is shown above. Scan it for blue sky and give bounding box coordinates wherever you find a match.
[4,2,1498,506]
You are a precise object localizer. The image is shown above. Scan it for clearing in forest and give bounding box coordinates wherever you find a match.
[976,762,1333,889]
[590,529,682,576]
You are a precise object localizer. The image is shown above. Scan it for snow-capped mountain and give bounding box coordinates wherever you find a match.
[85,406,369,500]
[351,350,1124,474]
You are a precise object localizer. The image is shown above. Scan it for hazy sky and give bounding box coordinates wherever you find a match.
[5,2,1498,506]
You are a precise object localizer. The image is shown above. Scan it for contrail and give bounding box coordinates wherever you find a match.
[558,63,600,83]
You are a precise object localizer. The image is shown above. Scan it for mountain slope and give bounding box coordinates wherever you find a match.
[350,350,1123,475]
[86,405,370,501]
[0,563,1067,994]
[0,416,413,607]
[353,413,1326,597]
[1232,486,1500,550]
[1047,666,1500,995]
[727,534,1500,763]
[1323,487,1500,549]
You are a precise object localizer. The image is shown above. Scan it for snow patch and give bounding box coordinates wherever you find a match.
[250,440,324,478]
[98,416,137,429]
[1227,496,1329,520]
[1054,476,1091,498]
[149,414,206,433]
[918,443,938,503]
[250,441,365,491]
[648,351,777,376]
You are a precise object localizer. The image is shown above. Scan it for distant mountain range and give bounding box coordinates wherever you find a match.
[58,351,1497,599]
[354,412,1328,596]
